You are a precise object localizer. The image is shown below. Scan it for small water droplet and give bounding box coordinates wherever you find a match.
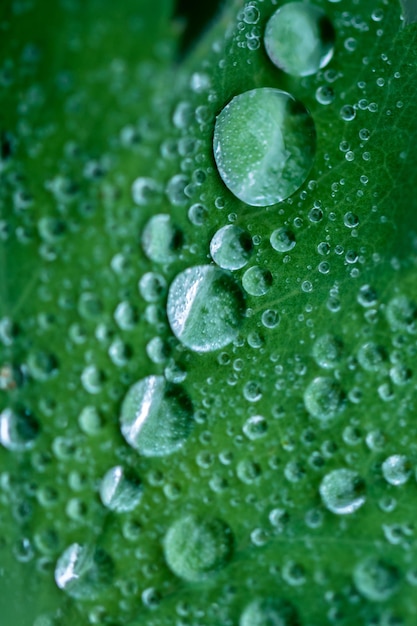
[320,468,366,514]
[242,266,273,296]
[210,225,253,270]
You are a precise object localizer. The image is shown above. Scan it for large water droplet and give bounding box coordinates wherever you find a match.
[163,514,233,581]
[120,376,193,457]
[320,468,366,515]
[264,3,335,77]
[99,466,143,512]
[213,88,316,207]
[210,225,253,270]
[167,265,245,352]
[353,557,400,602]
[54,543,113,599]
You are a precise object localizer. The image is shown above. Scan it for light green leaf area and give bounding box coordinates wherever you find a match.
[1,0,417,625]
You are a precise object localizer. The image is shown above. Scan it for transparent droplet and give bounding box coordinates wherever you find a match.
[99,466,143,512]
[386,295,417,332]
[141,214,182,264]
[270,227,296,252]
[120,376,193,457]
[131,177,161,205]
[138,272,167,303]
[213,88,316,206]
[240,598,299,626]
[315,85,334,105]
[242,266,273,296]
[0,407,39,451]
[78,406,102,435]
[320,468,366,515]
[210,225,253,270]
[54,544,113,599]
[167,265,244,352]
[261,309,280,329]
[264,3,335,76]
[353,557,400,602]
[243,415,268,440]
[164,514,233,581]
[381,454,411,486]
[312,334,343,369]
[304,377,345,421]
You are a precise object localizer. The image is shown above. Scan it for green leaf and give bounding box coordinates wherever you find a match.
[1,1,417,625]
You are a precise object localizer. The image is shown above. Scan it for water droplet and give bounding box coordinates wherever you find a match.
[270,227,296,252]
[320,468,366,515]
[240,598,299,626]
[210,225,253,270]
[315,85,334,105]
[78,406,102,435]
[0,407,39,451]
[138,272,167,303]
[381,454,411,486]
[54,544,113,599]
[242,266,273,296]
[312,334,343,369]
[141,214,182,264]
[264,3,335,76]
[164,514,233,581]
[120,376,193,457]
[304,377,345,421]
[188,202,208,226]
[213,88,316,206]
[243,415,268,440]
[132,177,161,205]
[386,295,417,332]
[99,466,143,512]
[353,557,400,602]
[357,342,386,372]
[261,309,280,329]
[167,265,244,352]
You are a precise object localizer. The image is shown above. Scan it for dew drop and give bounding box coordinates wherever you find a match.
[210,225,253,270]
[353,557,400,602]
[381,454,411,486]
[270,227,296,252]
[213,88,316,207]
[120,376,193,457]
[163,514,233,581]
[242,266,273,296]
[99,466,142,513]
[312,334,343,369]
[0,407,39,451]
[240,597,299,626]
[320,468,366,515]
[167,265,245,352]
[54,544,113,599]
[264,3,335,77]
[141,214,182,264]
[303,377,345,421]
